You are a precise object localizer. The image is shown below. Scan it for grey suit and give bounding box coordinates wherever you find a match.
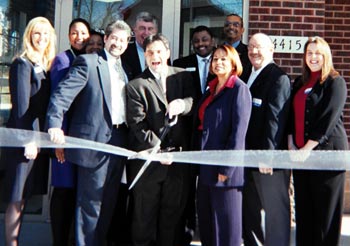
[47,50,128,246]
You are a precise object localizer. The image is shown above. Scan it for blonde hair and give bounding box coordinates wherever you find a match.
[302,36,339,84]
[20,17,56,71]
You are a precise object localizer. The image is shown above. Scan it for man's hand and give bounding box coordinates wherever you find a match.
[258,163,273,175]
[167,99,185,119]
[24,143,38,160]
[48,128,65,145]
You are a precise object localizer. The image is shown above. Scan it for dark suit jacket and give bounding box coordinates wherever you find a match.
[121,40,142,79]
[126,67,195,179]
[173,54,216,103]
[245,62,291,150]
[195,76,252,187]
[226,41,252,82]
[289,75,348,150]
[47,50,130,168]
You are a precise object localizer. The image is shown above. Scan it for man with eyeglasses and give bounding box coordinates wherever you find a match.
[242,33,292,246]
[223,13,251,80]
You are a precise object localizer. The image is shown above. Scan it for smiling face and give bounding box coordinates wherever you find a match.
[104,28,129,58]
[134,20,157,47]
[86,34,103,54]
[305,43,324,72]
[192,30,215,58]
[144,40,170,74]
[248,34,274,70]
[223,15,244,44]
[211,48,232,78]
[69,22,90,51]
[31,23,51,54]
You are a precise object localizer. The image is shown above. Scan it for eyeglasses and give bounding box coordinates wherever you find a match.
[224,21,241,28]
[247,45,266,51]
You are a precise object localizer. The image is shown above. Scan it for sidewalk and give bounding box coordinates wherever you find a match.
[0,215,349,245]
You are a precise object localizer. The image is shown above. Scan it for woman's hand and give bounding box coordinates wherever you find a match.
[55,148,65,163]
[218,174,228,182]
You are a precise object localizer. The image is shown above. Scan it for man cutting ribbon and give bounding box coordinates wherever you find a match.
[126,33,195,246]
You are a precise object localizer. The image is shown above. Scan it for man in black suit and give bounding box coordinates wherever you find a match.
[242,33,291,246]
[173,25,216,102]
[223,13,252,80]
[126,34,195,246]
[172,25,216,245]
[121,11,158,79]
[47,20,132,246]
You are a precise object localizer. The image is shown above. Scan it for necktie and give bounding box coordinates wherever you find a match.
[202,58,209,93]
[115,58,126,83]
[158,74,166,93]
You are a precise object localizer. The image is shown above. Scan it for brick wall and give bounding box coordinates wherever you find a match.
[247,0,350,213]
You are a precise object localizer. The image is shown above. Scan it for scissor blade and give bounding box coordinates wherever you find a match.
[128,141,161,190]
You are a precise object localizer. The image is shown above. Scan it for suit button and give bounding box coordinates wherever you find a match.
[305,133,308,136]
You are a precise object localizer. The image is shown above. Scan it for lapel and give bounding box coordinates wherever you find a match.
[144,68,168,106]
[97,50,113,117]
[249,62,273,90]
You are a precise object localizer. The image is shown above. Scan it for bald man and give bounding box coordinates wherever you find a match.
[241,33,292,246]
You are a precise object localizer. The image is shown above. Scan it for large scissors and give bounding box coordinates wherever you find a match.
[128,115,178,190]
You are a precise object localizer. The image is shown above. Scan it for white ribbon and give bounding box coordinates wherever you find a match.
[1,128,349,170]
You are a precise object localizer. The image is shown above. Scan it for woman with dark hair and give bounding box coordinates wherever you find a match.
[86,30,104,54]
[195,44,251,246]
[49,17,90,246]
[1,16,56,246]
[288,36,348,246]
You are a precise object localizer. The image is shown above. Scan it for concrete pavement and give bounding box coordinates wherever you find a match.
[0,215,349,245]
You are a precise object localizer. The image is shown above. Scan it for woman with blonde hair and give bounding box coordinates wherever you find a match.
[1,16,56,246]
[288,36,348,246]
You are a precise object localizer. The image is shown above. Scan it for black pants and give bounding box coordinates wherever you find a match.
[50,187,76,246]
[293,170,345,246]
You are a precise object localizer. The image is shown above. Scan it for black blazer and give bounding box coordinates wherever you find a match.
[173,54,216,103]
[245,62,291,150]
[289,75,348,150]
[232,41,252,82]
[121,40,143,80]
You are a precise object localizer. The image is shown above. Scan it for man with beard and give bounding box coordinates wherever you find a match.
[223,13,251,80]
[47,20,132,246]
[172,25,216,245]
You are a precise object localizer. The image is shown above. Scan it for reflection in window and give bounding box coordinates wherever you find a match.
[179,0,243,57]
[73,0,140,30]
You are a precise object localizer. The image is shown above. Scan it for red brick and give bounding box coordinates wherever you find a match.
[305,2,325,9]
[282,1,303,8]
[271,23,292,29]
[261,15,281,22]
[282,16,303,23]
[304,16,325,23]
[261,1,282,7]
[292,23,315,30]
[294,9,316,16]
[271,8,292,15]
[250,8,271,14]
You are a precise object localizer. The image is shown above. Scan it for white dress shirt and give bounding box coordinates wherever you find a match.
[105,49,128,125]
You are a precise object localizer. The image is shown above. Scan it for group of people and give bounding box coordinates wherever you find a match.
[0,10,347,246]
